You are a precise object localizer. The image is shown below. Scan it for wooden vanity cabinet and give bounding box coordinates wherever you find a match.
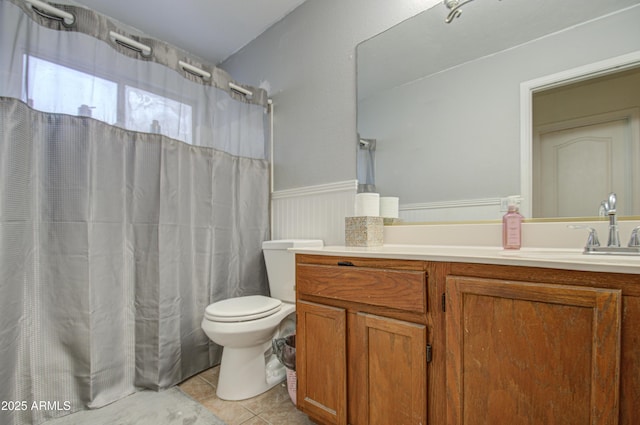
[295,255,429,425]
[296,300,347,424]
[296,255,639,425]
[446,274,621,424]
[443,263,637,425]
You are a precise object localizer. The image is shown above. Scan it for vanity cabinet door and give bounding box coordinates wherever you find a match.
[351,313,427,425]
[445,276,621,425]
[296,300,347,425]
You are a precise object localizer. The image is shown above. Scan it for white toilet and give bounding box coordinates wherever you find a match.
[201,239,323,401]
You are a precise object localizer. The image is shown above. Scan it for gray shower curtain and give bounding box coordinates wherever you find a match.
[0,1,270,424]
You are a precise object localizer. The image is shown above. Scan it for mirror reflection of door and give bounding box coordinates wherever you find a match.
[533,113,639,217]
[532,66,640,218]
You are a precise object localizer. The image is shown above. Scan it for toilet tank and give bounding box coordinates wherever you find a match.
[262,239,323,303]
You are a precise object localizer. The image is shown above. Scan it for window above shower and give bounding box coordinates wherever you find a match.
[23,55,194,144]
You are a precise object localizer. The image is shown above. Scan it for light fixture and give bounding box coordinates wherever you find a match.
[444,0,476,23]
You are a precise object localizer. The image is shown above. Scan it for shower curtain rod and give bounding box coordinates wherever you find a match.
[229,82,253,97]
[109,31,152,57]
[106,34,266,102]
[229,82,272,104]
[179,60,211,80]
[21,0,271,103]
[24,0,74,25]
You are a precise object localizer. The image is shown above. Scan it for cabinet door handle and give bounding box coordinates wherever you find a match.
[337,261,355,266]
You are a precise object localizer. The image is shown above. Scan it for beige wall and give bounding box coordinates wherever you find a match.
[534,67,640,125]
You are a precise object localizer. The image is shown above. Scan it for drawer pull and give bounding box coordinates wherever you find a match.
[337,261,355,267]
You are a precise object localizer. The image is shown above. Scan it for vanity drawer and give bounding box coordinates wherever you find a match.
[297,263,427,313]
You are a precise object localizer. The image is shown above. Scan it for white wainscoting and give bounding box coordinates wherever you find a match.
[399,198,505,223]
[272,184,513,243]
[271,180,358,246]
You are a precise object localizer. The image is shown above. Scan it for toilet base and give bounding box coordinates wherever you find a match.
[216,341,286,401]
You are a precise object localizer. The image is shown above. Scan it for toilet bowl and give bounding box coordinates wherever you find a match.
[201,296,296,400]
[201,239,323,401]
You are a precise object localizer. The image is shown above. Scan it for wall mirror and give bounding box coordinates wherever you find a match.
[356,0,640,223]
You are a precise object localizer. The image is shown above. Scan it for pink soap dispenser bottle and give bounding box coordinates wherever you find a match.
[503,196,523,250]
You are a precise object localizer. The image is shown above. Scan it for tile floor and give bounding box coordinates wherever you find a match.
[179,366,316,425]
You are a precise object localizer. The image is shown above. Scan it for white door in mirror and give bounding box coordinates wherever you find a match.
[534,117,637,217]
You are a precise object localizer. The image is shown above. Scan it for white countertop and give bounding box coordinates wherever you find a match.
[292,244,640,274]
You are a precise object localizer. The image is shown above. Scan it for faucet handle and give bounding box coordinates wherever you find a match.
[608,192,617,214]
[568,225,600,248]
[628,226,640,247]
[600,192,618,215]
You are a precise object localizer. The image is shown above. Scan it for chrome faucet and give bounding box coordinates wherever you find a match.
[572,192,640,255]
[600,192,620,247]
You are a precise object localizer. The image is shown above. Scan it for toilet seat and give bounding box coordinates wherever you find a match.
[205,295,282,322]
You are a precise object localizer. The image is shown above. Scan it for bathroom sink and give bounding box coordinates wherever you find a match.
[499,249,584,260]
[499,248,640,264]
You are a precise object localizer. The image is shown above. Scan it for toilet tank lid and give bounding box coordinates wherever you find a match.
[262,239,324,250]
